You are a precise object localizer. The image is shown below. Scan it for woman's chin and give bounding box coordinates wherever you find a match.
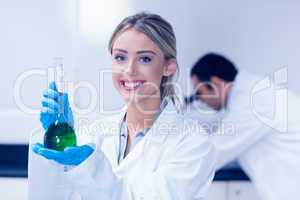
[122,95,144,104]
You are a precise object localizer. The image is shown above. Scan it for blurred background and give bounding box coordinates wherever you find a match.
[0,0,299,199]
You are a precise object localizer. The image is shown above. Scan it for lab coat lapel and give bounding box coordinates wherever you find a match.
[145,99,178,144]
[101,107,127,169]
[116,99,178,172]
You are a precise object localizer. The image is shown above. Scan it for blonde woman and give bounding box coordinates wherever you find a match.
[30,12,216,200]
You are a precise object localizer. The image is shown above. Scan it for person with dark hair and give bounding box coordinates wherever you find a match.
[185,53,238,110]
[184,53,300,200]
[191,53,238,82]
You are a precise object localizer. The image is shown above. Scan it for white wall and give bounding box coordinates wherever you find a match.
[0,0,299,143]
[0,0,76,143]
[127,0,300,95]
[0,178,28,200]
[0,0,76,109]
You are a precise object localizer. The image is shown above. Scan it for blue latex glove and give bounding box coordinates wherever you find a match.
[40,81,74,130]
[32,143,94,166]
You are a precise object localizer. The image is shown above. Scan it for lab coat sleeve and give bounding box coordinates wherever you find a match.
[63,143,124,199]
[64,129,216,200]
[209,92,273,170]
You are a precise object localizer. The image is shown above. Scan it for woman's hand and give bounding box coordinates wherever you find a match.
[40,81,74,130]
[32,143,94,166]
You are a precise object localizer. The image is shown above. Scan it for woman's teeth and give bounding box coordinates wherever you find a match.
[122,81,144,90]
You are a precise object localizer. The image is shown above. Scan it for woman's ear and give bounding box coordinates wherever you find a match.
[163,59,177,77]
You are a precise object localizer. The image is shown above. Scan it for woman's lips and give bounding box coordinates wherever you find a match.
[120,80,146,91]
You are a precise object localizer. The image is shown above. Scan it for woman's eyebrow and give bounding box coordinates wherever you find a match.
[113,48,127,53]
[137,50,157,55]
[112,48,157,55]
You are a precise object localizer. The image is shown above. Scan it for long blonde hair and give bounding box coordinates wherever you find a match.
[108,12,182,111]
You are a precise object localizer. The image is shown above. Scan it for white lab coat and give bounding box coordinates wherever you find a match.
[28,98,217,200]
[181,99,226,134]
[184,70,300,200]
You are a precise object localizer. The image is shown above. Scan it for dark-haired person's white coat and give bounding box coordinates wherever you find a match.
[184,70,300,200]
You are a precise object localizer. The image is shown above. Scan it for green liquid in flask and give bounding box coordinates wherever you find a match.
[44,123,77,151]
[44,57,77,151]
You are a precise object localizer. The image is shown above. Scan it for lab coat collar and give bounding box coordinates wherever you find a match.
[117,97,178,144]
[100,97,177,168]
[145,98,178,144]
[113,97,179,172]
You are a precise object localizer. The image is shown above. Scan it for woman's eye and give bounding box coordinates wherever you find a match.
[139,56,152,63]
[114,55,126,62]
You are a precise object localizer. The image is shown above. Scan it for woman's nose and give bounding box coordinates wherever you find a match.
[124,61,137,75]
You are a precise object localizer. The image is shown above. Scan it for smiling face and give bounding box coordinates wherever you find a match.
[111,28,176,105]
